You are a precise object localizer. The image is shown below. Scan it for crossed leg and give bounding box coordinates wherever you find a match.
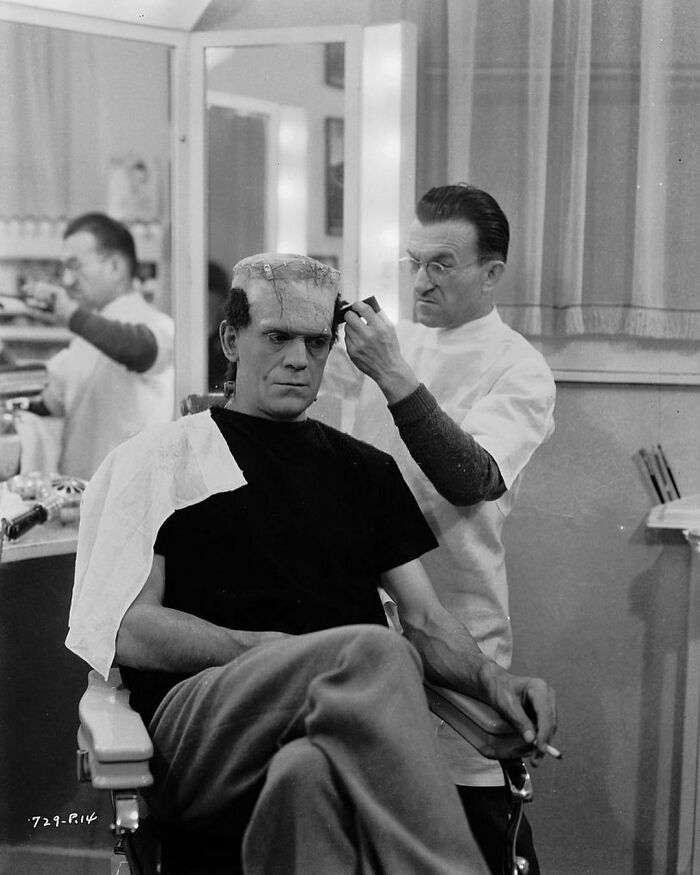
[145,624,489,874]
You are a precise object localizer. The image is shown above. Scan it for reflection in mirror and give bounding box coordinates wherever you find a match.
[0,18,175,476]
[0,20,172,335]
[205,41,344,389]
[0,16,176,478]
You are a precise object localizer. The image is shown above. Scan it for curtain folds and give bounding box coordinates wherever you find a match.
[443,0,700,340]
[0,23,98,220]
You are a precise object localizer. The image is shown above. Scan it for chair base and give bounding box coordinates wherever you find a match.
[113,815,241,875]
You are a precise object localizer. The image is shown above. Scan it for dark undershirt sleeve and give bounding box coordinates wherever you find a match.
[387,383,506,507]
[68,308,158,373]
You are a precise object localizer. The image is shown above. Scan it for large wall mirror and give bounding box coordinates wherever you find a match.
[0,10,417,424]
[0,9,417,431]
[203,39,347,390]
[184,24,416,397]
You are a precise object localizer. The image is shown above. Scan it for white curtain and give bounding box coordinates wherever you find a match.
[0,21,98,219]
[443,0,700,340]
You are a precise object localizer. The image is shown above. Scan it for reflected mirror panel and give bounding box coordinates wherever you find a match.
[0,20,173,361]
[205,41,345,390]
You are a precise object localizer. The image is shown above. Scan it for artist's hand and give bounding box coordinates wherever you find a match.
[478,660,558,766]
[23,281,79,327]
[343,302,419,404]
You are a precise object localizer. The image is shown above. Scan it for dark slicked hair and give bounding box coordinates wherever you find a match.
[64,212,138,278]
[416,183,509,263]
[224,287,251,333]
[208,260,230,298]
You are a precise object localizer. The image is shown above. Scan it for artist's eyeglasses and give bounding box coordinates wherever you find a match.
[59,253,109,276]
[398,256,480,283]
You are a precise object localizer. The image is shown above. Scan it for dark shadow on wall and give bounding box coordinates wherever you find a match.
[629,530,690,874]
[505,385,693,874]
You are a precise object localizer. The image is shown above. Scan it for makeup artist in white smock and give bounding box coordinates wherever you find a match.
[320,183,556,875]
[25,212,174,480]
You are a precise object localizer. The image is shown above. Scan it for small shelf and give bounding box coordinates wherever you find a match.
[0,324,72,365]
[0,325,72,343]
[0,518,78,564]
[0,217,164,263]
[0,218,167,351]
[647,494,700,531]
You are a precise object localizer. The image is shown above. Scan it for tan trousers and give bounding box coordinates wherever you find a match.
[145,624,489,874]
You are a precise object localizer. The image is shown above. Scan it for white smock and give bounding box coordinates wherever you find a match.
[320,308,555,785]
[65,411,246,679]
[43,291,175,480]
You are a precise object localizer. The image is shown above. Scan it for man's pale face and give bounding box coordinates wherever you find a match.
[226,278,336,421]
[60,231,118,310]
[405,218,494,329]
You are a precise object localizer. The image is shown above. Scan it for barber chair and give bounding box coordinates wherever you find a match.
[77,669,533,875]
[77,394,534,873]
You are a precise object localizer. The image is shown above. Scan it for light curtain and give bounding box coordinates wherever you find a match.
[0,21,99,220]
[443,0,700,340]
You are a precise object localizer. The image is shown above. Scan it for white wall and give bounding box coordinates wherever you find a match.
[507,381,700,874]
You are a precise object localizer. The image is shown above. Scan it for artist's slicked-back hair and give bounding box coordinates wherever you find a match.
[63,212,138,278]
[416,183,510,263]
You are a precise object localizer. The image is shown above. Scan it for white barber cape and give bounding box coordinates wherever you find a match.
[320,308,555,784]
[43,291,175,480]
[66,412,246,679]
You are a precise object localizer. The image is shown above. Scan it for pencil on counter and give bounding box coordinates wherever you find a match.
[656,444,681,500]
[649,448,676,502]
[639,448,666,503]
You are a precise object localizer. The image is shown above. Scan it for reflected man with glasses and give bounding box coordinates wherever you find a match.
[319,183,556,875]
[25,212,174,480]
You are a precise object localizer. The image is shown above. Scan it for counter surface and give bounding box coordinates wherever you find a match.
[0,517,78,563]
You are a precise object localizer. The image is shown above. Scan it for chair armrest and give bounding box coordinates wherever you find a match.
[77,668,153,790]
[180,393,226,415]
[424,681,530,761]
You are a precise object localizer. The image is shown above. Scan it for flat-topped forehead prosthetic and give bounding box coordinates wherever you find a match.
[232,253,340,330]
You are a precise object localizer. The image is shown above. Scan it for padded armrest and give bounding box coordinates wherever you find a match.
[77,668,153,790]
[424,681,530,761]
[180,393,226,416]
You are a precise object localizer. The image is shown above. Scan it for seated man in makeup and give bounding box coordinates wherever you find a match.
[66,253,557,875]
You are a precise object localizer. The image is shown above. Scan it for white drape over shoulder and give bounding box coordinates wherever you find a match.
[66,412,246,680]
